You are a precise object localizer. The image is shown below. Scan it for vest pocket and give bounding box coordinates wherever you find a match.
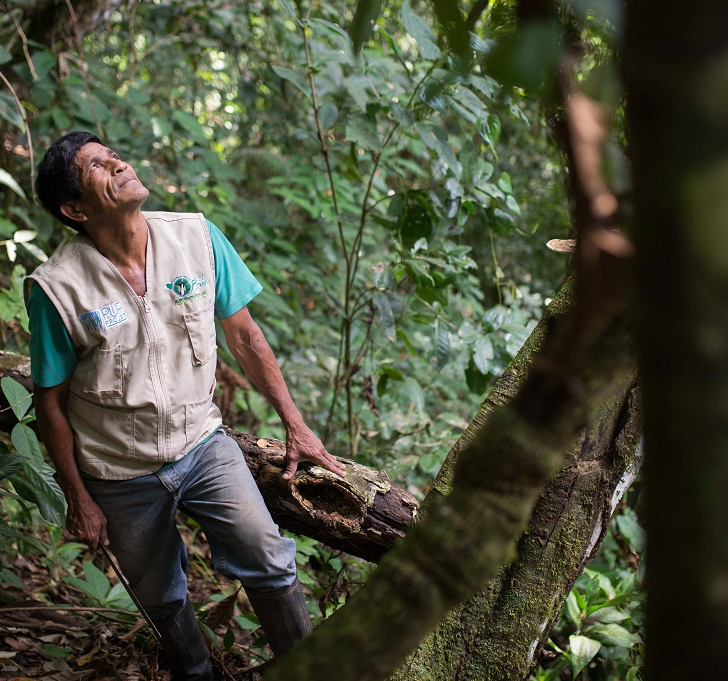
[83,344,124,398]
[185,380,216,446]
[183,304,217,366]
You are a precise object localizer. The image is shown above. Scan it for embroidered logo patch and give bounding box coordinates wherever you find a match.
[79,301,128,333]
[165,274,208,305]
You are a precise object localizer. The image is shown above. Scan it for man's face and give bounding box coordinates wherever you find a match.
[64,142,150,224]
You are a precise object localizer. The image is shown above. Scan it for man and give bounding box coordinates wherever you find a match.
[26,131,346,680]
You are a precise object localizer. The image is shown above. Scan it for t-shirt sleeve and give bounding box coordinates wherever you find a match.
[207,220,263,320]
[26,283,79,387]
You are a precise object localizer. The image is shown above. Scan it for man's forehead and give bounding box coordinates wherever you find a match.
[74,142,113,164]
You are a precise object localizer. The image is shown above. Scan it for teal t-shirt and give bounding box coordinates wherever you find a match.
[27,220,262,388]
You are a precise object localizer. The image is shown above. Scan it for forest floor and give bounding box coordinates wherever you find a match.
[0,520,282,681]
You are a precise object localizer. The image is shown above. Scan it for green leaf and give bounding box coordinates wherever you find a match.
[51,107,72,129]
[472,336,494,374]
[223,626,236,650]
[319,102,339,130]
[381,366,405,381]
[0,45,11,65]
[588,623,641,648]
[565,589,583,628]
[2,377,32,421]
[11,423,43,466]
[584,606,629,626]
[497,172,513,194]
[569,635,601,678]
[0,170,27,200]
[505,194,521,214]
[31,51,56,80]
[399,203,433,249]
[419,80,447,114]
[373,292,396,342]
[83,561,112,601]
[0,567,24,589]
[0,447,24,481]
[430,321,450,370]
[171,110,206,142]
[232,614,260,630]
[10,460,66,526]
[106,582,135,610]
[419,452,444,475]
[465,358,489,394]
[403,377,424,412]
[271,65,310,97]
[486,20,563,96]
[0,93,23,130]
[351,0,383,52]
[401,0,441,59]
[616,510,646,553]
[345,116,380,151]
[152,116,173,138]
[42,643,74,658]
[278,0,299,21]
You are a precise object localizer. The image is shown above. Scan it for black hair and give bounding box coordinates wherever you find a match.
[36,131,102,232]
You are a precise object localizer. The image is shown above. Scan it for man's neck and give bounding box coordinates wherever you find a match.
[85,209,148,270]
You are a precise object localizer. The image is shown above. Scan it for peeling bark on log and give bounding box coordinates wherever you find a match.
[0,352,418,563]
[225,428,418,563]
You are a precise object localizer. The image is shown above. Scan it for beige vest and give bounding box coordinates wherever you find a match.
[26,211,222,479]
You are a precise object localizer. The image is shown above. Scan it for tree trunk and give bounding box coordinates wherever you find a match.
[388,273,641,681]
[392,380,641,681]
[624,3,728,678]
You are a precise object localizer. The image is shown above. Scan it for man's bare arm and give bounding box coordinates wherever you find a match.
[34,379,109,548]
[220,306,346,481]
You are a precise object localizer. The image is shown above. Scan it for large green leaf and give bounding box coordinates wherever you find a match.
[1,377,32,421]
[9,461,66,526]
[345,116,380,151]
[11,423,44,467]
[569,635,601,678]
[0,170,27,200]
[401,0,440,60]
[616,510,646,553]
[588,623,641,648]
[351,0,383,53]
[271,66,310,97]
[0,444,24,481]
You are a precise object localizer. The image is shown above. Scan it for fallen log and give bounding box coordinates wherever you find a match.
[0,351,418,563]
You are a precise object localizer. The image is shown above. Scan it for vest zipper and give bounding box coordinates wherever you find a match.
[138,293,171,460]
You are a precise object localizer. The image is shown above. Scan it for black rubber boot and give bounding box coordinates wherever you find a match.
[153,599,215,680]
[246,579,313,657]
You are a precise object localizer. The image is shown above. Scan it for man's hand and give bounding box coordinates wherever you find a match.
[283,422,347,481]
[66,493,109,549]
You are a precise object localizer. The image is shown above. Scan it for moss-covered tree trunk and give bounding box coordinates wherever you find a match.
[624,3,728,678]
[391,291,641,681]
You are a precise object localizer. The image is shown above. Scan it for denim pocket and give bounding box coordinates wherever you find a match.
[183,304,217,366]
[83,344,124,398]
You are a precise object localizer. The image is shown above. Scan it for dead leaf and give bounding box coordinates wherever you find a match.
[256,439,270,448]
[205,591,238,630]
[6,635,41,652]
[76,646,99,666]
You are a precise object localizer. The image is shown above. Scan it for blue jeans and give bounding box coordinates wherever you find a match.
[83,430,297,619]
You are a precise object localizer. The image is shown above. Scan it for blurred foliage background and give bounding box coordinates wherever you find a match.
[0,0,641,678]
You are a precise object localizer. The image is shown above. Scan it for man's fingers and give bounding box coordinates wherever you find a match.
[321,454,347,477]
[281,458,299,481]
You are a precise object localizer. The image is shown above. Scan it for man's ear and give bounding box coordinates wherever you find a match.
[60,201,88,224]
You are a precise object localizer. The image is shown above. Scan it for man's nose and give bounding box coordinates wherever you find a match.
[112,159,127,173]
